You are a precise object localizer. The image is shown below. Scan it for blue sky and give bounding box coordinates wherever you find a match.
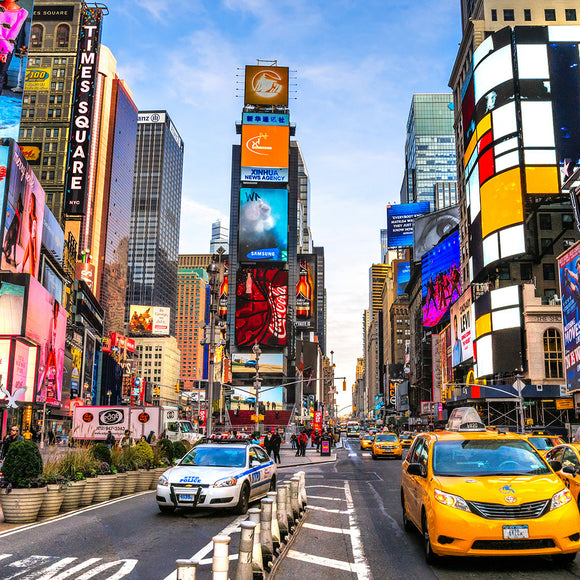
[102,0,461,411]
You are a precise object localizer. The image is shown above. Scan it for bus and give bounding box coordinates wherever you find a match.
[346,421,361,438]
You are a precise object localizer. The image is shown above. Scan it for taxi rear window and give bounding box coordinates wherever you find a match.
[432,439,550,476]
[180,447,246,468]
[528,436,553,450]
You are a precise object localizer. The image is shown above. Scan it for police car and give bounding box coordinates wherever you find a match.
[156,441,277,514]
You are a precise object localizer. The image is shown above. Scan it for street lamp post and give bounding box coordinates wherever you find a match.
[252,344,262,434]
[106,390,112,405]
[206,261,220,437]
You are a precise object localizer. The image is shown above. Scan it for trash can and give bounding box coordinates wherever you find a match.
[320,437,331,456]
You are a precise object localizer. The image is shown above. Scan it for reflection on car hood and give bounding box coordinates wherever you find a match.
[164,465,244,485]
[433,474,563,503]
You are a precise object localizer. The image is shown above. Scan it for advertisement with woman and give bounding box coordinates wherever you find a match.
[25,276,66,405]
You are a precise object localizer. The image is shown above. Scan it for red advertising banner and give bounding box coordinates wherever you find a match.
[313,410,323,431]
[199,409,207,426]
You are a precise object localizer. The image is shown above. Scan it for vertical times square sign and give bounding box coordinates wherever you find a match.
[64,8,102,216]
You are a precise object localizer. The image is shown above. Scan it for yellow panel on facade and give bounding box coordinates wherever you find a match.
[476,114,492,140]
[525,166,559,194]
[475,313,491,338]
[464,132,477,167]
[480,167,523,238]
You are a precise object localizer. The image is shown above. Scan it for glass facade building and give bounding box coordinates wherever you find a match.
[402,94,457,209]
[127,111,184,336]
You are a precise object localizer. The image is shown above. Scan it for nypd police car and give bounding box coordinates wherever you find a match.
[156,441,277,514]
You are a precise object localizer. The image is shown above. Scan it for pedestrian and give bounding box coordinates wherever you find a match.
[121,429,132,448]
[1,426,24,459]
[298,431,307,457]
[290,433,297,449]
[251,433,260,445]
[147,430,157,445]
[105,430,116,450]
[271,431,282,464]
[264,432,272,456]
[48,428,56,445]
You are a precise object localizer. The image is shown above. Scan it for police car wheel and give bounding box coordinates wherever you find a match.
[269,475,277,491]
[235,482,250,515]
[158,505,175,514]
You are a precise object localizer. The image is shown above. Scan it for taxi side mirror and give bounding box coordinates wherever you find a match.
[549,460,562,472]
[407,463,426,477]
[562,464,577,475]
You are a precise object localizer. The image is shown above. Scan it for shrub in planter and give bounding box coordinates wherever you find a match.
[134,441,154,469]
[91,442,112,465]
[172,441,187,463]
[157,438,174,463]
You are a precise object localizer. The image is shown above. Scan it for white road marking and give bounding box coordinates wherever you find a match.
[307,505,350,514]
[286,550,356,572]
[367,481,403,537]
[362,453,371,457]
[306,495,345,502]
[303,523,353,535]
[345,481,371,580]
[348,453,357,457]
[305,485,344,490]
[0,555,13,563]
[75,559,138,579]
[48,558,103,579]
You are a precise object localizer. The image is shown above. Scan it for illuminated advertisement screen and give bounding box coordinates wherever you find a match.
[239,188,288,261]
[12,339,37,403]
[244,65,289,107]
[422,231,461,328]
[450,290,473,367]
[231,352,284,375]
[396,262,410,295]
[25,276,67,405]
[296,254,317,330]
[559,241,580,392]
[0,339,10,400]
[41,205,64,262]
[240,124,289,183]
[129,305,171,336]
[1,144,46,279]
[0,278,25,335]
[235,267,288,348]
[0,0,34,141]
[386,202,430,248]
[413,207,459,260]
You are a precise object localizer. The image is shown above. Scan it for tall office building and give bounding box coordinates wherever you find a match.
[401,94,457,209]
[313,246,326,355]
[209,220,229,254]
[127,111,184,336]
[369,263,390,318]
[293,141,311,253]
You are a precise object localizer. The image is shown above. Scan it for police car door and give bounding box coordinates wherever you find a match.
[248,446,265,499]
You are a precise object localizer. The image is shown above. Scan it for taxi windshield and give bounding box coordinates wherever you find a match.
[527,436,553,450]
[363,435,374,441]
[432,439,550,476]
[376,434,398,442]
[179,447,246,468]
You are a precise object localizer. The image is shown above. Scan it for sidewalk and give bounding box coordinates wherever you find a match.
[275,440,341,469]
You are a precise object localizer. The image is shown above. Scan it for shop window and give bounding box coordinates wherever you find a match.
[544,328,563,379]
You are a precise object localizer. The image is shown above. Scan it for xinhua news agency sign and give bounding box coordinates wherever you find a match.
[64,8,102,216]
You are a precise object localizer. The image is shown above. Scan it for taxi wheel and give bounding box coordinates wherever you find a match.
[235,482,250,515]
[401,493,414,533]
[158,505,175,514]
[552,552,577,567]
[422,512,439,565]
[269,475,277,491]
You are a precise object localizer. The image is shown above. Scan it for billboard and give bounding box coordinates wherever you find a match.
[24,68,50,92]
[559,241,580,392]
[0,0,33,141]
[413,206,460,260]
[64,7,103,216]
[242,113,289,126]
[0,278,25,334]
[296,254,317,330]
[11,339,37,404]
[129,306,171,336]
[235,267,288,348]
[240,124,289,183]
[395,261,410,296]
[41,205,64,261]
[450,289,473,367]
[244,65,289,107]
[422,231,461,327]
[1,143,46,279]
[19,142,43,164]
[386,202,429,249]
[239,187,288,261]
[231,352,284,375]
[25,276,67,405]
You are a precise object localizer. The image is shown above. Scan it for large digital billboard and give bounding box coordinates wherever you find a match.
[422,231,460,328]
[296,254,317,330]
[240,124,289,183]
[386,202,429,249]
[239,187,288,261]
[559,241,580,392]
[235,267,287,348]
[450,289,473,367]
[1,143,45,279]
[413,206,459,260]
[244,65,289,107]
[0,278,25,334]
[395,261,410,296]
[231,352,284,376]
[129,306,171,336]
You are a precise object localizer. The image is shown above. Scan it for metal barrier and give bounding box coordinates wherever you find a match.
[212,535,231,580]
[176,557,200,580]
[267,491,281,548]
[247,507,265,575]
[234,521,256,580]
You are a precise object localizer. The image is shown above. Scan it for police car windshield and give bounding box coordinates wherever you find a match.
[432,439,550,476]
[179,447,246,468]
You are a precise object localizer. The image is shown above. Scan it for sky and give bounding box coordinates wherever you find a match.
[102,0,461,413]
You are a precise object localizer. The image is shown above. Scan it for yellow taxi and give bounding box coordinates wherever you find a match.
[401,408,580,565]
[371,432,402,459]
[522,433,565,457]
[400,432,415,447]
[360,434,375,450]
[545,444,580,505]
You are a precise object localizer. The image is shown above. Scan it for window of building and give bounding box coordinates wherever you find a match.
[520,263,533,280]
[566,9,577,21]
[562,214,574,229]
[498,262,510,280]
[544,328,563,379]
[524,9,532,21]
[20,128,32,139]
[545,9,556,21]
[539,214,552,230]
[543,263,555,280]
[56,24,70,48]
[49,95,63,105]
[50,82,64,91]
[31,24,43,48]
[23,95,36,105]
[541,238,553,254]
[491,9,497,21]
[503,9,514,21]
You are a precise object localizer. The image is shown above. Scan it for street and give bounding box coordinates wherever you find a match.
[1,440,580,579]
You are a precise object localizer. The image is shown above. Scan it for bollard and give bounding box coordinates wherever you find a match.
[260,498,275,563]
[176,558,200,580]
[247,508,264,575]
[212,535,231,580]
[290,477,301,521]
[276,485,289,539]
[283,483,295,529]
[296,471,308,508]
[234,521,256,580]
[267,491,281,548]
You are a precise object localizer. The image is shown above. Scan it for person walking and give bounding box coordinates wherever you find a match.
[105,430,116,450]
[270,431,282,464]
[290,433,297,449]
[264,432,273,456]
[121,430,132,448]
[298,431,307,457]
[1,426,24,459]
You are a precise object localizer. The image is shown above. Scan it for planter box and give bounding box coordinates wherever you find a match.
[150,468,164,490]
[110,472,127,498]
[93,474,116,502]
[38,484,65,519]
[135,469,155,492]
[0,487,46,524]
[61,480,86,513]
[122,471,139,495]
[79,477,99,507]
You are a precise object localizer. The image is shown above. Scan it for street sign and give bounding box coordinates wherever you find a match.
[513,378,525,395]
[556,398,574,410]
[134,377,141,387]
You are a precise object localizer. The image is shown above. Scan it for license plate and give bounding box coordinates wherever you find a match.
[178,490,198,501]
[503,525,529,540]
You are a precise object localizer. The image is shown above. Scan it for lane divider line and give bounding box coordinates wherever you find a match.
[306,495,346,502]
[286,550,356,572]
[302,523,353,535]
[307,505,350,514]
[344,481,371,580]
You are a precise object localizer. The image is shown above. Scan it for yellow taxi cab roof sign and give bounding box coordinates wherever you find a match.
[446,407,486,432]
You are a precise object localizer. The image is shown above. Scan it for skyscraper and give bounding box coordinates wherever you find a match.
[313,245,326,354]
[401,94,457,209]
[127,111,184,336]
[209,220,229,254]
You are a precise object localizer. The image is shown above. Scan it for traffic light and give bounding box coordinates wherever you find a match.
[175,382,180,393]
[153,386,160,397]
[343,379,346,391]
